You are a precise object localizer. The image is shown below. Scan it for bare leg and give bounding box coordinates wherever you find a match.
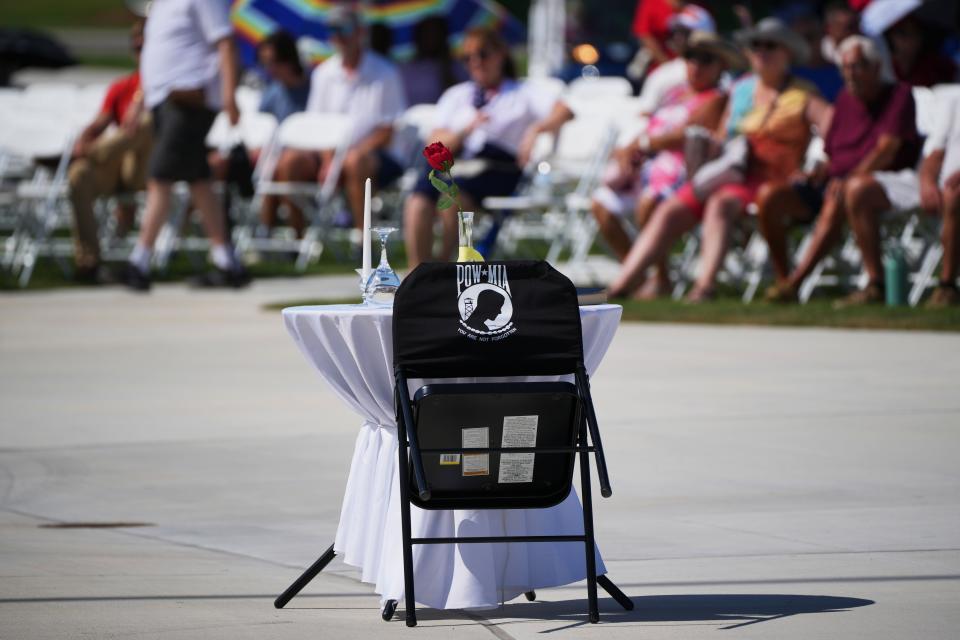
[635,195,670,293]
[941,174,960,282]
[590,199,631,260]
[342,149,379,230]
[607,197,698,297]
[844,175,891,284]
[266,150,315,238]
[788,179,847,287]
[137,179,174,250]
[755,181,815,282]
[690,192,743,298]
[403,193,436,270]
[189,180,230,249]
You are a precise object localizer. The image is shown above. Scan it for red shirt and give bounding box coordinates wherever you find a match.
[100,72,141,125]
[632,0,675,45]
[825,83,919,178]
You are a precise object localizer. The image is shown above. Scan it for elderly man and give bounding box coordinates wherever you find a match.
[759,35,920,303]
[271,7,406,235]
[843,88,960,306]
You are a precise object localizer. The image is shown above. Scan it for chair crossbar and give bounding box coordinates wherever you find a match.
[412,535,586,545]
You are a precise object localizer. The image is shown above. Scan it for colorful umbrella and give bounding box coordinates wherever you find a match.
[231,0,525,68]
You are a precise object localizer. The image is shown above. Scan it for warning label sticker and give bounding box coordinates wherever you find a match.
[461,427,489,476]
[498,415,538,483]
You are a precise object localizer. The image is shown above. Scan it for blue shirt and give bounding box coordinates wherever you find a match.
[259,77,311,123]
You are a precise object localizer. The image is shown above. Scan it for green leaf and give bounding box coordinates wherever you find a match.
[437,195,454,210]
[447,183,460,198]
[429,173,451,194]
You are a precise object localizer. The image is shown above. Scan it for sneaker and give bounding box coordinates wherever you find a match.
[834,281,884,308]
[188,265,252,289]
[118,263,151,292]
[927,284,960,308]
[763,281,799,304]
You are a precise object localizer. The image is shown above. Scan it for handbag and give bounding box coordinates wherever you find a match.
[689,76,792,201]
[690,134,749,201]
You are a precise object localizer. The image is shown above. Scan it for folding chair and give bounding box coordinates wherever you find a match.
[245,111,354,268]
[388,260,633,626]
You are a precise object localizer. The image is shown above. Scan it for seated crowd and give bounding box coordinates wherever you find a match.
[60,2,959,305]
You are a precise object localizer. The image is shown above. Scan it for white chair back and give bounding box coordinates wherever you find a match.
[277,112,354,151]
[566,76,632,99]
[390,104,437,166]
[206,111,279,150]
[235,85,263,113]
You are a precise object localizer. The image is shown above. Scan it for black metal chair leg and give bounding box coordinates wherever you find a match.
[396,387,418,627]
[597,574,634,610]
[579,422,600,624]
[274,544,336,609]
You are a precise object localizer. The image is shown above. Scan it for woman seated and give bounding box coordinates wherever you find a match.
[607,18,833,301]
[402,27,571,269]
[592,31,737,298]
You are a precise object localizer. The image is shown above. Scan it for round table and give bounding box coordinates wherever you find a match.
[283,303,622,609]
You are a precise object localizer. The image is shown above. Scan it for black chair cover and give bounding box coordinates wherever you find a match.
[393,261,584,378]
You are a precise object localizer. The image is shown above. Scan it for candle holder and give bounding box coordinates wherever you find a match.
[363,227,401,306]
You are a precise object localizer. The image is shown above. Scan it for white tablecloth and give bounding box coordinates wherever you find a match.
[283,303,622,609]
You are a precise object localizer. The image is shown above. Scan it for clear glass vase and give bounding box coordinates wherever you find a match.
[456,211,484,262]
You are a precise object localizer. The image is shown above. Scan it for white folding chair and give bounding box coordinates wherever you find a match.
[3,109,78,286]
[244,111,355,268]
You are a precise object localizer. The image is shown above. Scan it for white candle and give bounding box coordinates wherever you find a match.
[361,178,372,283]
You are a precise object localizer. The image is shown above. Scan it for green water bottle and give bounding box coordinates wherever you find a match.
[883,242,908,306]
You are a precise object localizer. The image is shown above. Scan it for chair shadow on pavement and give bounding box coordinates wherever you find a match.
[412,593,875,632]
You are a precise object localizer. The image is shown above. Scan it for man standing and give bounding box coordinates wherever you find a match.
[273,7,406,234]
[758,36,920,303]
[122,0,247,291]
[68,18,151,283]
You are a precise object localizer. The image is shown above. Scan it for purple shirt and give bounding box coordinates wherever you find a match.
[825,82,919,178]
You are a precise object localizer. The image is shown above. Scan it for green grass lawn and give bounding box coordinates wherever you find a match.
[0,245,364,291]
[262,295,960,332]
[6,1,133,28]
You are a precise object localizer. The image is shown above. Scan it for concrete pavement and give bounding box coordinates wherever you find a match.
[2,277,959,638]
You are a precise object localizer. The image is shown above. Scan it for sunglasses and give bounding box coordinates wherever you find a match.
[750,40,781,53]
[684,50,717,65]
[461,48,492,64]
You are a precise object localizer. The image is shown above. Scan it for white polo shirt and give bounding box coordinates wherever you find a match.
[140,0,232,110]
[432,79,557,158]
[923,90,960,187]
[306,51,407,156]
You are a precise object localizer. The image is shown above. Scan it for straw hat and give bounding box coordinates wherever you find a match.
[736,17,811,64]
[686,31,747,70]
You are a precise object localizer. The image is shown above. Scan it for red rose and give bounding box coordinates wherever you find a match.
[423,142,454,172]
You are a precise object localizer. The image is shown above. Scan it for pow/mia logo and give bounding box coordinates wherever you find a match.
[456,264,517,341]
